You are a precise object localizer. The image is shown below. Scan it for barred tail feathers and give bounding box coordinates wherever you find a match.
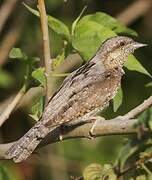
[5,122,53,163]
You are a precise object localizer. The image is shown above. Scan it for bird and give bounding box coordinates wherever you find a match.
[5,36,146,163]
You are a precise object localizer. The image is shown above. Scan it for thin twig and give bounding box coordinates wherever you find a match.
[0,63,29,126]
[123,96,152,120]
[0,85,27,127]
[0,87,43,117]
[38,0,53,102]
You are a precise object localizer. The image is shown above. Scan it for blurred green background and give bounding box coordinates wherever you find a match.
[0,0,152,179]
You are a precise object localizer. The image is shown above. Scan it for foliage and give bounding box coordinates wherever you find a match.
[113,87,123,112]
[29,95,44,121]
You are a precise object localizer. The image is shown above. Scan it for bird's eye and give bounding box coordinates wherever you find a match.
[120,42,125,46]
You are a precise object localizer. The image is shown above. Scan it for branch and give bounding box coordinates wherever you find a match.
[116,0,152,26]
[38,0,53,102]
[0,87,43,120]
[42,93,152,146]
[0,23,22,66]
[40,118,139,147]
[123,96,152,120]
[0,95,151,160]
[0,0,17,34]
[0,118,138,159]
[0,85,27,127]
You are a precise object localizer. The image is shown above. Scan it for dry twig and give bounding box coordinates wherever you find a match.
[0,85,27,127]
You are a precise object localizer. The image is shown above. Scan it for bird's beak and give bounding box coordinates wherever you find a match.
[132,42,148,49]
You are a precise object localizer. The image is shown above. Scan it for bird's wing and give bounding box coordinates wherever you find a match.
[47,60,97,103]
[41,61,102,123]
[43,66,122,128]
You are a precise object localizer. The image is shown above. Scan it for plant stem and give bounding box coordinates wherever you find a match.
[38,0,53,103]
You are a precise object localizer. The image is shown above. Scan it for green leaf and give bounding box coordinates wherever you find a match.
[71,6,87,35]
[117,139,139,170]
[113,87,123,112]
[23,3,71,42]
[32,67,46,87]
[47,16,70,42]
[29,96,44,121]
[72,21,116,60]
[146,82,152,87]
[9,48,26,59]
[0,164,16,180]
[0,69,14,88]
[125,55,152,78]
[136,175,147,180]
[83,163,117,180]
[9,48,39,66]
[100,164,117,180]
[78,12,137,36]
[52,50,65,69]
[83,163,103,180]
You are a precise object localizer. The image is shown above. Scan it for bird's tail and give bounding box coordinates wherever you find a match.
[5,121,54,163]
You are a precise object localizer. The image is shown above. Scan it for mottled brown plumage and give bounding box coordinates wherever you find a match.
[5,36,146,162]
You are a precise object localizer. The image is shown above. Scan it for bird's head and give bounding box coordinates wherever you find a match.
[97,36,147,69]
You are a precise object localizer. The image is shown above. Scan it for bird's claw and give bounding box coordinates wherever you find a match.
[88,130,95,140]
[59,134,63,141]
[88,116,105,139]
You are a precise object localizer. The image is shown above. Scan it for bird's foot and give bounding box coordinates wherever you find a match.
[88,116,105,139]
